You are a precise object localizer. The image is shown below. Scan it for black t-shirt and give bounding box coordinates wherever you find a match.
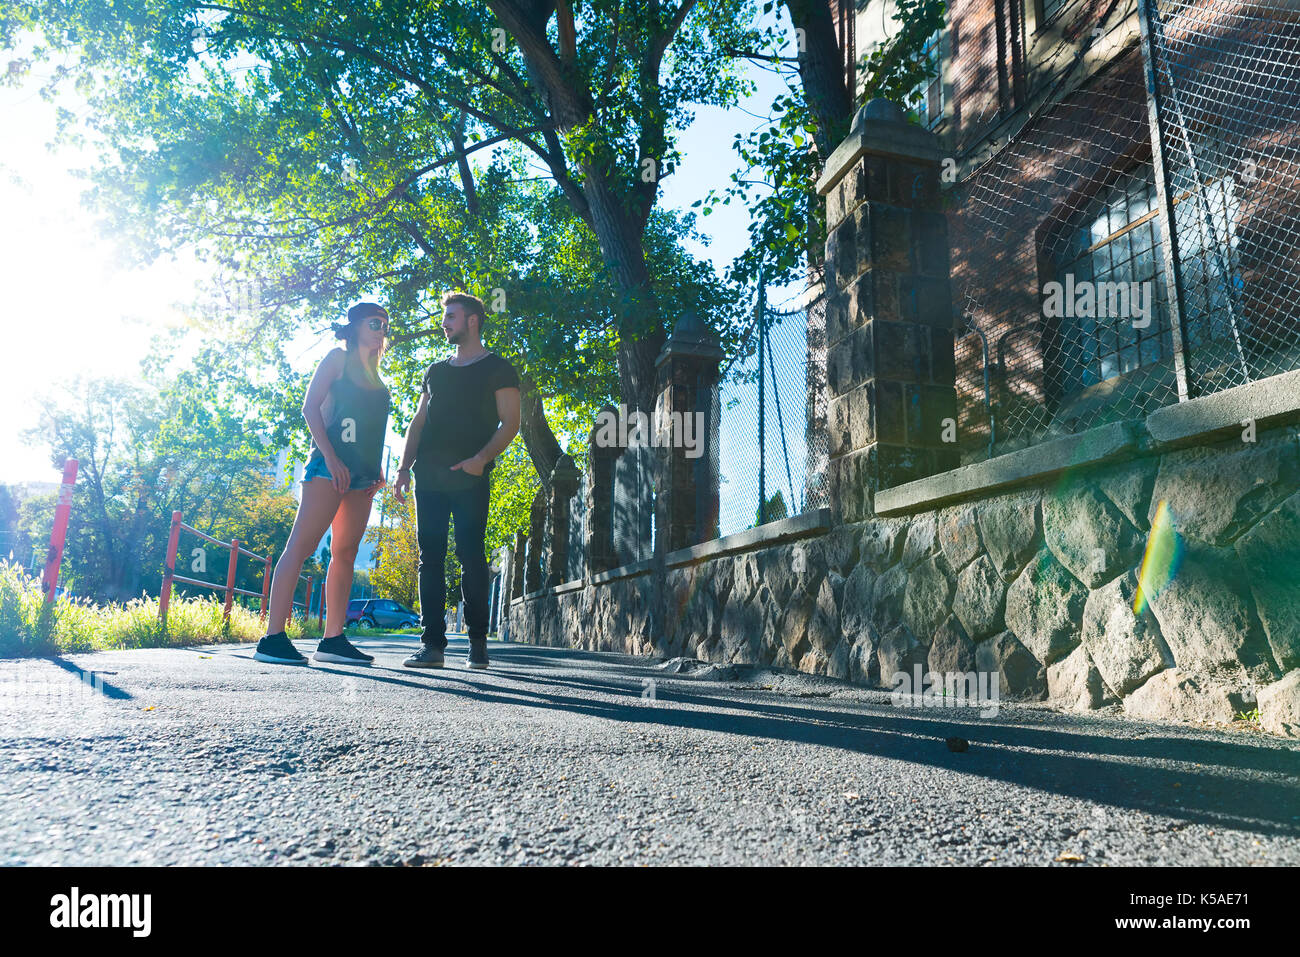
[415,352,520,490]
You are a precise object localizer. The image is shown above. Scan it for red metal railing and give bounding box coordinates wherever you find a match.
[41,459,78,603]
[158,511,322,629]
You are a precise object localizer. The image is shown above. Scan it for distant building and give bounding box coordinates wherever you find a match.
[270,447,306,502]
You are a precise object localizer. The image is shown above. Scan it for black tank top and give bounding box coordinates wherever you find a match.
[308,355,391,483]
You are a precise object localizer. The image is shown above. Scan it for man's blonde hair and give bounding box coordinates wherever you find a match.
[442,291,488,334]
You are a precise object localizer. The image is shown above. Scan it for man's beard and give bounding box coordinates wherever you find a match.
[446,328,463,344]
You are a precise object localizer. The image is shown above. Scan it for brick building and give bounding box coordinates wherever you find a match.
[849,0,1300,464]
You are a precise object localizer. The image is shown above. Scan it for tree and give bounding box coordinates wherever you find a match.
[755,488,787,527]
[6,0,756,488]
[209,474,300,599]
[366,487,419,609]
[14,491,55,576]
[0,485,20,564]
[22,357,291,602]
[703,0,947,290]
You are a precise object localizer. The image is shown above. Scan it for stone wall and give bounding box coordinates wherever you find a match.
[510,420,1300,736]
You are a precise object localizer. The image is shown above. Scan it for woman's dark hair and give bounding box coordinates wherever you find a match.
[331,301,388,356]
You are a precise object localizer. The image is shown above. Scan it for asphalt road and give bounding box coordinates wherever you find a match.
[1,634,1298,866]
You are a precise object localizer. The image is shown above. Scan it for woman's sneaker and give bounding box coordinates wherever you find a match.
[253,633,309,665]
[313,635,374,665]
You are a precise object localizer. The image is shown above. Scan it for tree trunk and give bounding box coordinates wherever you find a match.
[581,176,666,415]
[489,0,668,416]
[517,377,563,489]
[786,0,854,160]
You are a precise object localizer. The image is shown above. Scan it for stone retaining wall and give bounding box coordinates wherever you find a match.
[510,422,1300,737]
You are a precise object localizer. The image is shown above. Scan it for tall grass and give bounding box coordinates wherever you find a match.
[0,560,325,657]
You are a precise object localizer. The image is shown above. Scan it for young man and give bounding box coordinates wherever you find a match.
[393,292,520,669]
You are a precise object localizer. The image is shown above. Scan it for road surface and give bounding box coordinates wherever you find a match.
[1,635,1297,865]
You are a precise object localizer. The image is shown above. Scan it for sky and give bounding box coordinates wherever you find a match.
[0,10,810,537]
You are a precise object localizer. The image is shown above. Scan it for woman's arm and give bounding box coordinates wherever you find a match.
[302,348,350,493]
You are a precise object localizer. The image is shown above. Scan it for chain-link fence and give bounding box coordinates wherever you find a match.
[597,285,829,567]
[953,39,1180,460]
[952,3,1300,465]
[1143,0,1300,397]
[715,285,829,538]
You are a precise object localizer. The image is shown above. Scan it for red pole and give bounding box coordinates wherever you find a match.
[259,556,272,621]
[41,459,78,603]
[159,510,182,626]
[317,576,325,629]
[223,539,240,623]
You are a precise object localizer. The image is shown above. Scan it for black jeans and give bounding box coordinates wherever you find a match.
[415,480,491,649]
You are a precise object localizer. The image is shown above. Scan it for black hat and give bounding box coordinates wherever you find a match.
[347,301,388,323]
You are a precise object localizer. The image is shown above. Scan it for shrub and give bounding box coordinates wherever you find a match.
[0,560,324,656]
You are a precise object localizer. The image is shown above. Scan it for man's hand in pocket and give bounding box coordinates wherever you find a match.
[450,455,485,477]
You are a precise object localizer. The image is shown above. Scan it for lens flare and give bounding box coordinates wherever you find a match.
[1134,499,1183,615]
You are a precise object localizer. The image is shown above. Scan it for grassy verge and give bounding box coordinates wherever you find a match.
[0,561,418,657]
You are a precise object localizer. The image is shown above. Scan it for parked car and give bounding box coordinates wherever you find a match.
[346,598,420,630]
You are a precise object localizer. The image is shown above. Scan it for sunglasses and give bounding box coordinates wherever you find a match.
[363,316,389,333]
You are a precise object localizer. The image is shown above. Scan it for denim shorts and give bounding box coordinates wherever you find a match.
[302,456,377,491]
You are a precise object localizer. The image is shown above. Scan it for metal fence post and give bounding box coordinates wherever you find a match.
[223,539,240,624]
[1137,0,1194,403]
[41,459,78,604]
[159,510,182,627]
[259,556,272,621]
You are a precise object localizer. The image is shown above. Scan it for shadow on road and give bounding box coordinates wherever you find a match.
[215,636,1300,838]
[46,656,133,700]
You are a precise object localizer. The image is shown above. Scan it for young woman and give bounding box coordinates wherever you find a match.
[254,302,392,665]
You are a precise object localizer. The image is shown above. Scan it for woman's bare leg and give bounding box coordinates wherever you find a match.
[323,487,375,636]
[265,477,342,634]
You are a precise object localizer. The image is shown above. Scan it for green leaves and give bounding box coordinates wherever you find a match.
[858,0,947,109]
[697,0,945,293]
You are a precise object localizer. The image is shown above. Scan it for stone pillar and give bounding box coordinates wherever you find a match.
[495,545,512,640]
[585,405,619,574]
[814,98,958,523]
[545,454,582,586]
[654,311,723,554]
[613,442,653,566]
[525,489,545,594]
[510,531,526,600]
